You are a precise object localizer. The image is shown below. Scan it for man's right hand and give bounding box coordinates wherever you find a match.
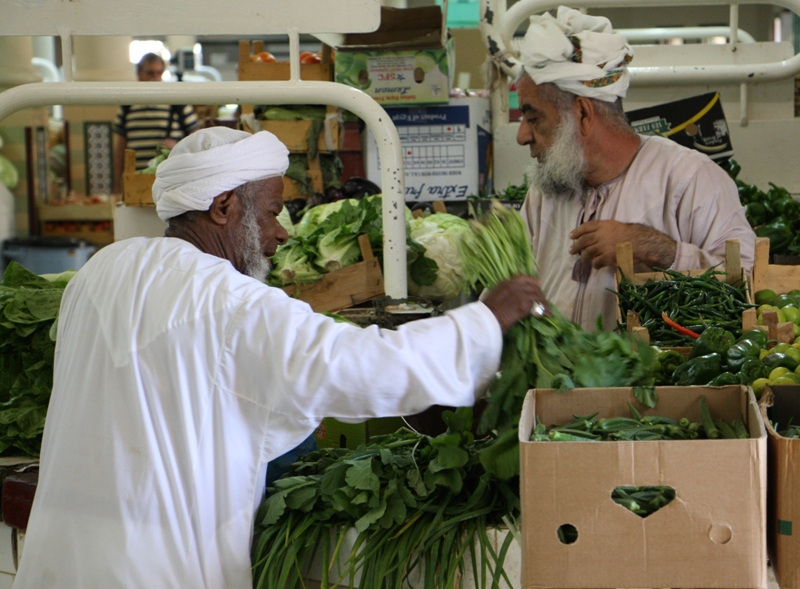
[481,275,548,334]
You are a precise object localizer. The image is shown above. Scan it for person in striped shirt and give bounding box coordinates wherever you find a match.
[113,53,200,193]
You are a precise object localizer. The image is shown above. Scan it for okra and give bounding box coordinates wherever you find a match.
[699,395,720,439]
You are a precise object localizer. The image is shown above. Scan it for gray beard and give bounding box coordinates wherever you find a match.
[529,113,587,200]
[238,203,271,282]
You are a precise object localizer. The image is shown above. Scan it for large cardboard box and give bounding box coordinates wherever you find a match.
[364,97,492,201]
[334,3,453,105]
[761,385,800,588]
[626,92,733,162]
[518,385,767,589]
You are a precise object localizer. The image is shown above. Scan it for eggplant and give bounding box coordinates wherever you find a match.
[284,198,307,224]
[343,177,381,199]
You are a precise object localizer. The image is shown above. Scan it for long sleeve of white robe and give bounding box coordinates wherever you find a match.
[14,236,502,589]
[521,134,756,331]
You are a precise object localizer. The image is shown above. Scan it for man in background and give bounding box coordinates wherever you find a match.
[113,52,200,192]
[515,7,755,331]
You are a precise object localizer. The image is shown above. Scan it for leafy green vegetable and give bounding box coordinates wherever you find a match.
[0,262,72,456]
[407,214,470,301]
[457,204,656,479]
[251,408,520,589]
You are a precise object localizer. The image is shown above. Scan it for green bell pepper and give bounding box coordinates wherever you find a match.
[726,339,762,373]
[762,352,799,372]
[707,372,742,386]
[724,158,742,181]
[756,217,794,254]
[739,358,769,384]
[672,353,723,386]
[738,329,769,348]
[689,326,736,360]
[744,202,767,227]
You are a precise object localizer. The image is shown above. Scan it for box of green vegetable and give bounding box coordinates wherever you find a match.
[760,385,800,589]
[615,240,753,351]
[518,385,767,589]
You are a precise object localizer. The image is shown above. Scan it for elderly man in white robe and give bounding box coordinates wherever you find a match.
[516,6,756,331]
[14,128,546,589]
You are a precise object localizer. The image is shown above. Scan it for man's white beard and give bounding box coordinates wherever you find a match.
[239,203,271,282]
[528,112,587,199]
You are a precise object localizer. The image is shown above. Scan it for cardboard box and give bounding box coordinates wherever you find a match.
[334,3,453,105]
[761,385,800,588]
[626,92,734,162]
[238,40,333,82]
[364,97,492,201]
[315,416,405,450]
[518,385,767,589]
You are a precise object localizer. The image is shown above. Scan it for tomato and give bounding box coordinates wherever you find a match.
[257,51,277,63]
[299,51,321,64]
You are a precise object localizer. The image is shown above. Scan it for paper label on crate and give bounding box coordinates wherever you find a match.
[778,519,793,536]
[367,102,492,200]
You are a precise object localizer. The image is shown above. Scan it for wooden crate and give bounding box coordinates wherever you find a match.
[614,240,759,347]
[241,105,343,154]
[122,150,156,206]
[39,201,115,246]
[238,40,333,81]
[281,234,384,313]
[752,236,800,295]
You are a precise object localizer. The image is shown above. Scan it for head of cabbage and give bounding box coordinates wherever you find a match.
[407,213,470,301]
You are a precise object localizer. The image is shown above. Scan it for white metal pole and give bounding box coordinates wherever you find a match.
[0,80,409,298]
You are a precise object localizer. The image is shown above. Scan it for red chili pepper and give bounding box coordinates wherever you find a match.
[661,312,701,339]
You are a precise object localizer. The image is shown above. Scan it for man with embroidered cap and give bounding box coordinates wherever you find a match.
[14,127,546,589]
[515,6,755,331]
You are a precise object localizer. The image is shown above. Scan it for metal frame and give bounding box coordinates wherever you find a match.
[481,0,800,128]
[483,0,800,83]
[0,1,411,299]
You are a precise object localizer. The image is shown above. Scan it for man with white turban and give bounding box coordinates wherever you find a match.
[515,6,755,331]
[14,127,546,588]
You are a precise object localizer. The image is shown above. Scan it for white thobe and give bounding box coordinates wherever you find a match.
[13,237,503,589]
[521,135,756,332]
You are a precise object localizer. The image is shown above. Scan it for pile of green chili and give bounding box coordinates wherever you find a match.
[615,268,753,347]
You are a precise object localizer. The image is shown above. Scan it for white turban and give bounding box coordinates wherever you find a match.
[152,127,289,221]
[519,6,633,102]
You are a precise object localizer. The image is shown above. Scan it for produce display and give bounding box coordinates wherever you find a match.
[253,104,329,159]
[270,196,473,302]
[252,205,661,588]
[0,262,73,456]
[615,267,752,347]
[725,159,800,257]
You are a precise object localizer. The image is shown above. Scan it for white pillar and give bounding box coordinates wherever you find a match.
[31,36,56,63]
[0,37,42,92]
[72,35,135,81]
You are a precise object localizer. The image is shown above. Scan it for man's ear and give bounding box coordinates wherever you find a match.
[208,190,239,226]
[574,96,595,136]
